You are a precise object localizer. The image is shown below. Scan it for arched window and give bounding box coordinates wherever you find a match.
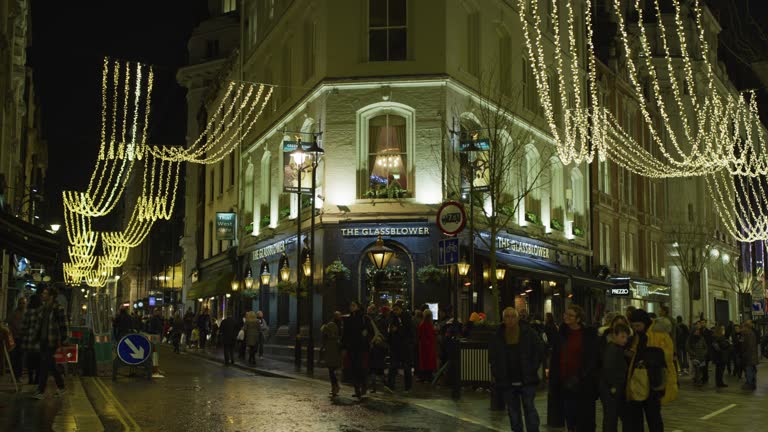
[261,151,272,227]
[524,144,541,224]
[549,157,564,231]
[358,103,415,199]
[244,162,254,225]
[570,167,585,237]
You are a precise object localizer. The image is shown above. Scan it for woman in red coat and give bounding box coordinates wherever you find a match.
[418,309,438,382]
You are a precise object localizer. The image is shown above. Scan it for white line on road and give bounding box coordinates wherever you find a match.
[699,404,737,420]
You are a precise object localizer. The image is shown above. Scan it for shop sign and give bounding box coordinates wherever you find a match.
[252,240,287,261]
[494,233,552,260]
[607,287,631,296]
[216,212,236,240]
[340,226,430,237]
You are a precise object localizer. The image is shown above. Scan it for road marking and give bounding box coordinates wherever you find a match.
[88,377,129,432]
[700,404,737,420]
[93,377,142,431]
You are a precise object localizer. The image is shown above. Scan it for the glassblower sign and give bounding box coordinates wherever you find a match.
[436,201,467,236]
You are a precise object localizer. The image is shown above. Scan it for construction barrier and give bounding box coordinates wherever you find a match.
[142,333,162,376]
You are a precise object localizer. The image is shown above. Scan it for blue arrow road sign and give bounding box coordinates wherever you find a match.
[117,334,152,365]
[438,238,460,266]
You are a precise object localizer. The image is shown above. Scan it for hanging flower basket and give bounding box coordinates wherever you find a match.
[416,264,447,284]
[277,280,309,297]
[324,259,351,283]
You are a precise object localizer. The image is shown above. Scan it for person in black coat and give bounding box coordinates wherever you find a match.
[387,301,415,392]
[219,314,238,365]
[547,304,600,432]
[342,300,374,398]
[115,308,133,339]
[489,307,546,432]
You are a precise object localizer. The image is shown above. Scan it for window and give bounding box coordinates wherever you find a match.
[230,152,236,186]
[303,20,316,82]
[208,220,214,257]
[209,169,214,202]
[550,158,564,226]
[205,40,220,59]
[219,160,224,194]
[264,67,276,113]
[467,11,480,76]
[369,0,407,61]
[499,33,512,97]
[523,145,541,223]
[281,45,292,103]
[649,181,657,217]
[368,114,407,193]
[651,240,659,277]
[619,167,634,206]
[620,231,627,271]
[522,59,531,110]
[598,159,611,194]
[244,163,254,224]
[261,152,272,226]
[570,167,585,216]
[599,222,611,265]
[628,233,636,271]
[221,0,236,13]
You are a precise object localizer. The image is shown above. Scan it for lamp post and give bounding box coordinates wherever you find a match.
[457,257,470,321]
[290,134,324,371]
[367,234,394,303]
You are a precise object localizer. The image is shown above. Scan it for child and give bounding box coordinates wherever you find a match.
[600,323,630,432]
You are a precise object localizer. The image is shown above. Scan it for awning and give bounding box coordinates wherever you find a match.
[188,272,234,299]
[476,249,568,279]
[0,210,60,264]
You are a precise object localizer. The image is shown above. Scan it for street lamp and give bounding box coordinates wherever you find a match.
[495,267,506,281]
[231,278,240,292]
[303,255,312,277]
[49,223,61,233]
[367,235,394,270]
[280,257,291,282]
[260,269,271,286]
[457,259,471,277]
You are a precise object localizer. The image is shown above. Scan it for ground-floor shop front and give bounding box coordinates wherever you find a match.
[603,278,671,317]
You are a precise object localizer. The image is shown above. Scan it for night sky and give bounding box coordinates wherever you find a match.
[31,1,207,228]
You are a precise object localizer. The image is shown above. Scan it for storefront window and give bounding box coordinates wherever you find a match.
[367,114,408,197]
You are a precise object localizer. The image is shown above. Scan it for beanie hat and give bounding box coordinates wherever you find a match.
[629,309,652,329]
[469,312,480,322]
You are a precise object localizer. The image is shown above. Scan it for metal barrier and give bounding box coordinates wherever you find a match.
[457,340,492,387]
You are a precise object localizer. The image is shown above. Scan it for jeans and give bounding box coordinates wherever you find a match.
[26,351,39,384]
[199,330,208,349]
[348,351,369,395]
[676,346,689,370]
[388,364,413,391]
[38,344,64,393]
[329,367,338,387]
[10,346,23,378]
[223,344,235,364]
[745,365,757,387]
[502,385,540,432]
[624,395,663,432]
[600,385,624,432]
[715,362,726,385]
[562,395,596,432]
[248,345,257,364]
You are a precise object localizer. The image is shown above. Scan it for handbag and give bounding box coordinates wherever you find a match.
[627,347,650,401]
[237,329,245,341]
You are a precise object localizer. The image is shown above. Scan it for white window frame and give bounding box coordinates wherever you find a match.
[356,102,416,199]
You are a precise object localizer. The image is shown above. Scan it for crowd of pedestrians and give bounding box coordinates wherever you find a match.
[6,285,69,400]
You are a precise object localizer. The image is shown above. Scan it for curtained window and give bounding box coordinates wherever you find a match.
[368,114,407,193]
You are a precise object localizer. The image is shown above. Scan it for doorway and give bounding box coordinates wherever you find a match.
[714,298,730,327]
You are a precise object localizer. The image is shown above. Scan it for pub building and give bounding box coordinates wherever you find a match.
[473,231,614,326]
[240,220,449,346]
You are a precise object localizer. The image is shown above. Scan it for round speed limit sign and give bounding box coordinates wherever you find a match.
[436,201,467,235]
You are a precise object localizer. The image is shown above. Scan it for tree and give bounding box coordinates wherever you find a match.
[719,256,762,321]
[665,226,716,324]
[441,73,553,320]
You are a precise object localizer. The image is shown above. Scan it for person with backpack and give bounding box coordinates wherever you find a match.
[625,309,675,432]
[600,323,630,432]
[675,316,690,374]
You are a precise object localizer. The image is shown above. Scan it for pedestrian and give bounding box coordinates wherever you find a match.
[148,310,163,335]
[255,311,269,359]
[183,308,195,348]
[8,296,27,379]
[32,286,68,400]
[219,313,237,366]
[547,304,599,432]
[210,316,219,347]
[115,308,133,340]
[741,320,758,391]
[699,319,713,384]
[624,309,674,432]
[413,309,423,379]
[368,306,389,393]
[244,311,260,364]
[20,294,42,385]
[341,300,373,398]
[675,316,690,374]
[321,311,342,397]
[171,312,184,354]
[625,306,636,322]
[687,323,708,385]
[712,325,732,388]
[417,309,437,383]
[197,308,211,350]
[600,324,630,432]
[489,307,546,432]
[387,301,415,393]
[237,313,246,360]
[731,323,743,379]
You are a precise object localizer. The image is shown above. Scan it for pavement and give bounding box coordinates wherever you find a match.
[2,344,768,431]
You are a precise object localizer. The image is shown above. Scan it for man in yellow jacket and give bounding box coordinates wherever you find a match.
[625,309,677,432]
